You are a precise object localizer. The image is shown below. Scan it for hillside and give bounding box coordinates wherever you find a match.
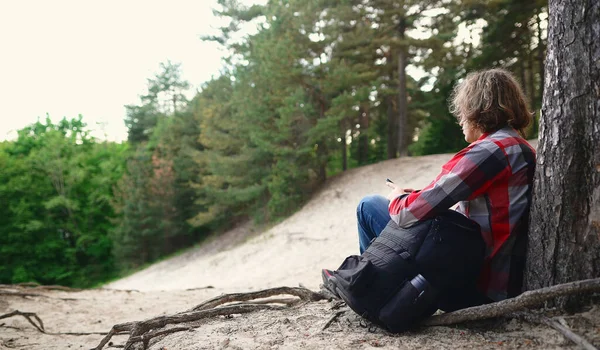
[4,141,600,350]
[105,152,452,293]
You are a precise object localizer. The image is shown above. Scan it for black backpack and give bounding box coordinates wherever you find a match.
[322,209,485,333]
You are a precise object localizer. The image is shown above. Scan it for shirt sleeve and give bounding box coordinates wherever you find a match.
[388,139,508,227]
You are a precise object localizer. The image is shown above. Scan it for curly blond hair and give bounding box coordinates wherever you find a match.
[449,68,532,135]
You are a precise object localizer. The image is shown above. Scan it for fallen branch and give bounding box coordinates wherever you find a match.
[424,277,600,326]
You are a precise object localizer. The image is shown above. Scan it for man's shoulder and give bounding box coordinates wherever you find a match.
[463,137,502,158]
[485,127,532,151]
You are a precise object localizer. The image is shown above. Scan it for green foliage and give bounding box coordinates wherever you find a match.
[112,62,206,269]
[0,117,127,287]
[110,146,181,269]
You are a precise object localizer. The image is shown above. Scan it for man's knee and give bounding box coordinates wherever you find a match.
[357,195,385,218]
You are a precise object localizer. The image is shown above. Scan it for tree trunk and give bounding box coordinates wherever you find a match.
[318,103,328,182]
[519,54,526,90]
[527,49,538,138]
[397,17,408,157]
[528,49,536,112]
[537,9,545,102]
[524,0,600,308]
[358,106,369,165]
[387,95,398,159]
[341,121,347,171]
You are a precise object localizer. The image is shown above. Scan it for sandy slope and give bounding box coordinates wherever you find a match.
[106,153,453,293]
[6,139,598,350]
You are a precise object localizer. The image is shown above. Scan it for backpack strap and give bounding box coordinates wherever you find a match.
[379,230,412,259]
[364,241,396,265]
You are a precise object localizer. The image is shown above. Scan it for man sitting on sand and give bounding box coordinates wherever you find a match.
[355,68,536,306]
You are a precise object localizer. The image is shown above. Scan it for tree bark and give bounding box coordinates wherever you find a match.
[528,50,536,112]
[397,17,408,157]
[341,120,347,171]
[527,47,538,139]
[358,106,370,165]
[524,0,600,308]
[537,9,545,102]
[519,53,527,91]
[386,95,398,159]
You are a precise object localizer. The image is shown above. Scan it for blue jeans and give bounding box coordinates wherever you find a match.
[357,195,392,254]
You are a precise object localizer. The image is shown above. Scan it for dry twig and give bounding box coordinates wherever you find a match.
[322,310,347,331]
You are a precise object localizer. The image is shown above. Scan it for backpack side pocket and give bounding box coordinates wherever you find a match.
[378,279,438,333]
[334,255,375,296]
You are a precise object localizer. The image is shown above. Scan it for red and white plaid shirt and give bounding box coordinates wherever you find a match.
[389,127,536,301]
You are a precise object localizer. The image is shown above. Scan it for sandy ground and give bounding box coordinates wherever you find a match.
[4,139,599,350]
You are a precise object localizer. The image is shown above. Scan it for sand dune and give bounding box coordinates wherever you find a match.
[106,153,453,293]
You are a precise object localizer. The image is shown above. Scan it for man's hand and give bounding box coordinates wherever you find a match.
[385,181,414,201]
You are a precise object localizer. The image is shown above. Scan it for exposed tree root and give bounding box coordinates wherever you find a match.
[93,287,328,350]
[5,280,599,349]
[92,279,600,349]
[424,277,600,326]
[187,286,327,312]
[0,310,45,333]
[0,310,108,336]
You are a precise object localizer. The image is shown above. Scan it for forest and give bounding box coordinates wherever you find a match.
[0,0,547,288]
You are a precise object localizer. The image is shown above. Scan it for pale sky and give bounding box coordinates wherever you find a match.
[0,0,263,142]
[0,1,485,143]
